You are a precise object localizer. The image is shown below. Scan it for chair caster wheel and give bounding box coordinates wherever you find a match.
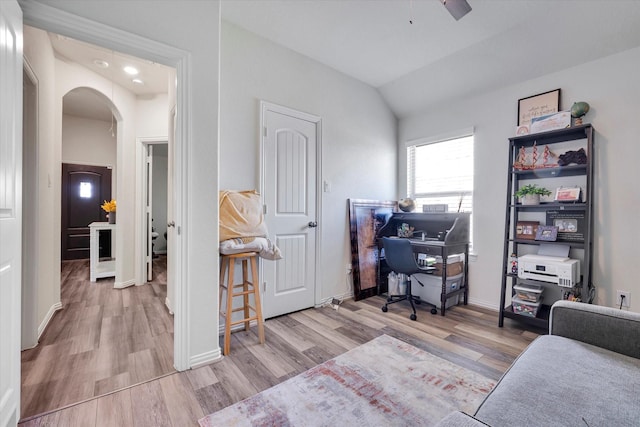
[381,305,388,313]
[410,313,417,321]
[431,308,437,315]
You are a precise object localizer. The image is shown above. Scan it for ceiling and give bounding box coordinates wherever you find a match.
[49,32,172,121]
[222,0,640,117]
[50,0,640,120]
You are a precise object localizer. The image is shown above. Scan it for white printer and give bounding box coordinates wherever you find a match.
[518,254,580,288]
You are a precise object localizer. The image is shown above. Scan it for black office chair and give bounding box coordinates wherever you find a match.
[381,237,437,321]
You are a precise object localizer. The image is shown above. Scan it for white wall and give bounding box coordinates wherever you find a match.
[220,21,398,302]
[22,26,61,340]
[61,113,117,194]
[62,114,116,165]
[136,94,169,137]
[399,46,640,312]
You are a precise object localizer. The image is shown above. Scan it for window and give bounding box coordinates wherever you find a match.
[79,182,92,198]
[406,132,474,244]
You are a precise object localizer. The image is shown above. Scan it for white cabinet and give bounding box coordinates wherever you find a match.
[89,222,115,282]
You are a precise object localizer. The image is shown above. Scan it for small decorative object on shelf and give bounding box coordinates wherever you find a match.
[513,143,559,170]
[101,199,117,224]
[510,253,518,274]
[555,186,581,202]
[535,225,559,242]
[514,184,552,205]
[570,101,590,126]
[557,148,587,166]
[530,111,571,133]
[398,198,416,212]
[397,222,414,237]
[516,221,539,240]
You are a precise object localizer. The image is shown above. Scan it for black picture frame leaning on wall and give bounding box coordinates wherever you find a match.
[348,199,397,301]
[546,210,585,242]
[517,88,561,126]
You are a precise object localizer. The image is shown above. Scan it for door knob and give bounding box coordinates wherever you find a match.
[308,221,318,228]
[167,221,175,228]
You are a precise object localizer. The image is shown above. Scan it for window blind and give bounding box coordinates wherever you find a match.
[407,134,474,246]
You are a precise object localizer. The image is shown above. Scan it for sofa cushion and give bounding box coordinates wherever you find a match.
[475,335,640,426]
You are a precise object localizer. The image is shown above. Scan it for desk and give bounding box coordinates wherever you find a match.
[377,239,469,315]
[89,222,115,282]
[376,212,470,315]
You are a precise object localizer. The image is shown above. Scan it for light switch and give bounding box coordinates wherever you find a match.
[323,180,331,193]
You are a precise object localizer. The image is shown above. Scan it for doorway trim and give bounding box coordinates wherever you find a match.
[137,137,168,287]
[22,2,191,370]
[22,57,39,350]
[259,101,323,309]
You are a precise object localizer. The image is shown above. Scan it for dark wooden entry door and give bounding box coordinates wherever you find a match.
[61,163,112,260]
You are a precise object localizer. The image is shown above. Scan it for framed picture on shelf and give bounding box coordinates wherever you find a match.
[535,225,558,241]
[546,210,585,242]
[555,186,581,202]
[518,88,561,126]
[516,221,539,240]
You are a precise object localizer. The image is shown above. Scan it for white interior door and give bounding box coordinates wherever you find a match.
[0,1,23,424]
[261,103,320,319]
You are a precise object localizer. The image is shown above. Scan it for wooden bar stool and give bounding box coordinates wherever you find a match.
[219,252,265,355]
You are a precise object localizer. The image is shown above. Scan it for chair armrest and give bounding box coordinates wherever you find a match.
[549,300,640,359]
[434,411,490,427]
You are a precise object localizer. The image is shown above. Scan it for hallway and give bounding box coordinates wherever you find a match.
[20,256,174,420]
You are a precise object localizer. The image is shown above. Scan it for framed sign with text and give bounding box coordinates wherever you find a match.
[518,89,561,126]
[546,210,585,242]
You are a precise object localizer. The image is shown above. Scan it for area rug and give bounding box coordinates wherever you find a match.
[199,334,495,426]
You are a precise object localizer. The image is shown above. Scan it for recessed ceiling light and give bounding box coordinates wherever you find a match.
[123,66,139,75]
[93,59,109,68]
[132,78,144,85]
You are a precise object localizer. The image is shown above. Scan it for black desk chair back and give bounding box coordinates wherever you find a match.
[381,237,437,320]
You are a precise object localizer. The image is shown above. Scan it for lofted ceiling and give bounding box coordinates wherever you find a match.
[222,0,640,118]
[48,0,640,121]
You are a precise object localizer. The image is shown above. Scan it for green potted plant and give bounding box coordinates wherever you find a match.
[515,184,552,205]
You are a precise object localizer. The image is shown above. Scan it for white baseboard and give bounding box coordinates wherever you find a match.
[189,348,222,369]
[467,297,499,312]
[317,290,354,308]
[38,302,62,339]
[114,279,135,289]
[218,319,259,335]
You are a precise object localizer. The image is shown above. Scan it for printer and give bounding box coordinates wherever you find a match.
[518,254,580,288]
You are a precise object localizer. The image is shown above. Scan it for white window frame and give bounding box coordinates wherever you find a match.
[404,127,475,249]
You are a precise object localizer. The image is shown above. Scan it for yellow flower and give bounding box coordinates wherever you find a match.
[101,199,116,213]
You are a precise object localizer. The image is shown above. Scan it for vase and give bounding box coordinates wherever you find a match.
[108,212,116,224]
[520,194,540,206]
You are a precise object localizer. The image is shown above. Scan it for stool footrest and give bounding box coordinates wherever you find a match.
[230,316,258,327]
[231,305,257,314]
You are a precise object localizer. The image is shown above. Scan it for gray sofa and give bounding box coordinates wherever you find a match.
[437,300,640,427]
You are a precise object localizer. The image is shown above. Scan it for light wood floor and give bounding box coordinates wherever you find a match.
[19,292,542,426]
[20,256,174,420]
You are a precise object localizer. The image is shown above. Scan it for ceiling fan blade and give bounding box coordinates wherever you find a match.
[442,0,472,21]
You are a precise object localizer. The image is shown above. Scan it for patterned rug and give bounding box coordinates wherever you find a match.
[199,334,494,426]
